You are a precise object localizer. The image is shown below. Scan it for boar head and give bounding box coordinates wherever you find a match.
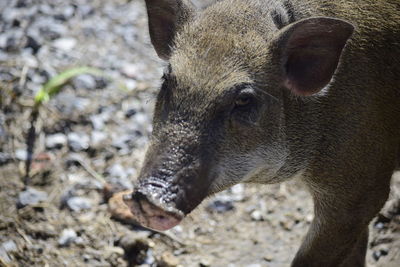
[124,0,353,231]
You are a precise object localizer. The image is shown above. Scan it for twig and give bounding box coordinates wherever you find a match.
[16,228,32,246]
[75,157,106,184]
[24,106,39,187]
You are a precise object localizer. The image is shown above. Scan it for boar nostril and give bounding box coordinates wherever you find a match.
[143,179,168,189]
[131,191,147,202]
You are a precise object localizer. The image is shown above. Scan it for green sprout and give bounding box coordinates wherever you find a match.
[25,66,104,185]
[34,66,102,106]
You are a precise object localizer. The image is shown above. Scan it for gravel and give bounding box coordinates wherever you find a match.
[1,0,399,266]
[66,196,92,212]
[17,187,48,208]
[58,228,78,247]
[15,149,28,161]
[67,132,90,151]
[45,133,68,149]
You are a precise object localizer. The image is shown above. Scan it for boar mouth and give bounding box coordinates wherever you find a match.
[123,183,185,231]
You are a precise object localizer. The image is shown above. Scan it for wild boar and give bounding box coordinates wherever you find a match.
[124,0,400,266]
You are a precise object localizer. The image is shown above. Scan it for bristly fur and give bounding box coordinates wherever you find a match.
[134,1,400,266]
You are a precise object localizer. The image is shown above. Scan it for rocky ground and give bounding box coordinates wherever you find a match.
[0,0,399,266]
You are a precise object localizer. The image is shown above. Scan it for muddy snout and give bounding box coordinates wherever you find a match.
[123,190,184,231]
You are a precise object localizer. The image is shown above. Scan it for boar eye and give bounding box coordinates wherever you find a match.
[230,88,260,124]
[235,96,251,107]
[233,88,256,110]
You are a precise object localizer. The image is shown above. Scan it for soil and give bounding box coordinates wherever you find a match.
[0,0,399,266]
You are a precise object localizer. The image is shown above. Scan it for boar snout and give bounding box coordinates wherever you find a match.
[123,187,184,231]
[125,139,212,231]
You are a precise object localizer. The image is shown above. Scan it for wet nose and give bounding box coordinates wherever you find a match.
[123,191,183,231]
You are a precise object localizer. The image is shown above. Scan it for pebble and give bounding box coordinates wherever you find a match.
[159,251,180,267]
[199,258,212,267]
[125,108,137,118]
[118,235,152,265]
[58,228,77,247]
[0,240,18,263]
[2,240,17,253]
[105,164,135,190]
[52,37,77,51]
[77,4,94,18]
[73,74,97,89]
[121,63,140,78]
[125,79,138,91]
[66,196,92,212]
[90,130,107,147]
[39,22,67,40]
[15,148,28,161]
[111,134,135,154]
[25,35,41,54]
[68,132,90,151]
[263,254,274,262]
[374,222,385,230]
[0,152,12,165]
[65,153,85,167]
[90,113,110,130]
[206,200,235,213]
[250,210,264,221]
[17,187,48,208]
[54,5,75,21]
[45,133,67,149]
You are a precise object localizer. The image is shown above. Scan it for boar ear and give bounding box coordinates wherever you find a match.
[272,17,354,96]
[145,0,194,60]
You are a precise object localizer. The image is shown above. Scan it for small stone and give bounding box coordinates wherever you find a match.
[17,187,48,208]
[380,248,389,256]
[103,246,125,258]
[0,240,17,263]
[91,131,107,147]
[54,5,75,21]
[230,184,245,201]
[124,79,137,91]
[372,250,382,261]
[105,164,135,190]
[73,74,96,89]
[77,5,94,17]
[263,254,274,262]
[25,35,41,54]
[250,210,264,221]
[66,197,92,212]
[125,108,137,118]
[53,37,77,51]
[374,222,385,230]
[121,63,139,78]
[2,240,17,253]
[159,251,180,267]
[108,190,136,224]
[45,133,67,149]
[199,258,211,267]
[65,153,85,167]
[112,134,135,152]
[90,114,107,130]
[68,132,90,151]
[206,200,234,213]
[280,219,295,231]
[15,149,27,161]
[0,152,12,165]
[58,228,77,247]
[39,23,67,40]
[118,234,151,265]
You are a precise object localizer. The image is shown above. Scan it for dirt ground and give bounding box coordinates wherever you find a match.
[0,0,399,266]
